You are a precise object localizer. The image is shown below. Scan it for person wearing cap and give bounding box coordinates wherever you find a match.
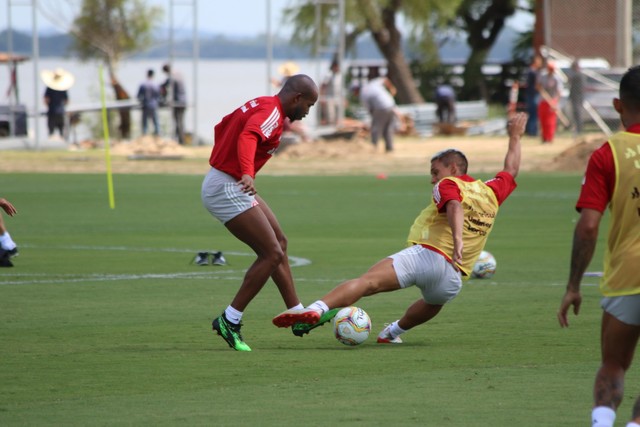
[42,68,74,139]
[273,113,528,344]
[536,60,564,143]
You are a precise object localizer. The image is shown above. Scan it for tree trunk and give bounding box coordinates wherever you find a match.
[106,60,131,139]
[365,0,424,104]
[459,0,515,101]
[461,48,489,100]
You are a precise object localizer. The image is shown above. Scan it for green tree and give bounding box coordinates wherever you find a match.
[455,0,517,100]
[284,0,460,104]
[70,0,162,138]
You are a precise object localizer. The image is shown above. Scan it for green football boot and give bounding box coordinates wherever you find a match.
[212,314,252,352]
[291,308,341,337]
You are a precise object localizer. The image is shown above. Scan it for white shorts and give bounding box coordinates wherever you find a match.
[389,245,462,305]
[601,294,640,326]
[201,167,259,224]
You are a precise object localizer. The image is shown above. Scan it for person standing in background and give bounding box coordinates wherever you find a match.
[359,69,397,153]
[569,60,586,136]
[557,65,640,427]
[435,83,456,124]
[137,69,161,136]
[161,64,187,145]
[525,55,542,136]
[0,198,18,267]
[320,59,342,126]
[536,60,563,143]
[42,68,74,140]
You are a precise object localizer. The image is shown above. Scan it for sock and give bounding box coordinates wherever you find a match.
[0,232,16,250]
[592,406,616,427]
[290,303,304,310]
[626,423,640,427]
[307,300,329,314]
[388,320,406,338]
[224,305,243,325]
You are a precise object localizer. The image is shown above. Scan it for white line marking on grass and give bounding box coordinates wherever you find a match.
[1,245,312,285]
[17,244,312,267]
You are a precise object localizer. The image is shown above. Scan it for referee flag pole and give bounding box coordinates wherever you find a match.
[99,64,116,209]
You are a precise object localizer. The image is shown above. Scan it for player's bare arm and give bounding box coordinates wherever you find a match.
[445,199,464,268]
[557,208,602,327]
[502,112,527,178]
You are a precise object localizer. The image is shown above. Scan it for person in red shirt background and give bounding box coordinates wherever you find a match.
[202,74,318,351]
[273,113,528,343]
[558,66,640,427]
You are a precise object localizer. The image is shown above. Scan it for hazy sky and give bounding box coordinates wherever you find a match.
[2,0,295,37]
[2,0,533,37]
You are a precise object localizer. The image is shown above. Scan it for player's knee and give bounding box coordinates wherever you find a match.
[278,234,289,252]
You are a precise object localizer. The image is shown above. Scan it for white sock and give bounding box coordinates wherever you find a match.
[290,303,304,310]
[224,305,243,324]
[0,232,16,250]
[388,320,406,338]
[307,300,329,314]
[592,406,616,427]
[626,422,640,427]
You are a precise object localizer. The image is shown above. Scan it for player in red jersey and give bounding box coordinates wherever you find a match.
[558,66,640,427]
[273,113,528,343]
[202,74,318,351]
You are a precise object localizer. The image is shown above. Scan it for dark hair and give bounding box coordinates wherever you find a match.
[162,64,170,73]
[431,149,468,174]
[620,66,640,111]
[147,69,154,78]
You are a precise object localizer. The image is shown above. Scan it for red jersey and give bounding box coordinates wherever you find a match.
[209,96,284,180]
[434,172,517,212]
[576,124,640,213]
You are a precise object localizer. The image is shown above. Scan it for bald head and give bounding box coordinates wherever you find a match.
[277,74,319,122]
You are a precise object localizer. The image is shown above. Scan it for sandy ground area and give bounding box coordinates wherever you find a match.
[0,132,608,176]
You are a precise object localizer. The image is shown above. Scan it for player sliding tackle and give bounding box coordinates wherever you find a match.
[273,112,528,343]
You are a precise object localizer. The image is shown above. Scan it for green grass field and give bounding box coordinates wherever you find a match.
[0,171,636,426]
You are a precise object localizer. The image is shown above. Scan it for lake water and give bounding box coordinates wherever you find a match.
[4,58,333,145]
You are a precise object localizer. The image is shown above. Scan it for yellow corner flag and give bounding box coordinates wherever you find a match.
[99,64,115,209]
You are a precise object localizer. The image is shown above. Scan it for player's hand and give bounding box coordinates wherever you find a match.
[237,174,257,195]
[557,289,581,328]
[507,112,527,137]
[451,239,463,270]
[0,198,17,216]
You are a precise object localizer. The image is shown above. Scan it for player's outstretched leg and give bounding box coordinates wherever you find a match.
[291,308,341,337]
[272,308,321,328]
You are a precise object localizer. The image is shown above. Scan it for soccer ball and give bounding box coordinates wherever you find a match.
[333,306,371,346]
[471,250,497,279]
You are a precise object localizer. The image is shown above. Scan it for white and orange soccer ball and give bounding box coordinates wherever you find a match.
[333,306,371,346]
[472,250,497,279]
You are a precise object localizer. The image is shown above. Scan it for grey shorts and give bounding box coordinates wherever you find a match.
[601,294,640,326]
[201,167,258,224]
[389,245,462,305]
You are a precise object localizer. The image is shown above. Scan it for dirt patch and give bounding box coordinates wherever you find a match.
[539,134,607,172]
[0,132,608,176]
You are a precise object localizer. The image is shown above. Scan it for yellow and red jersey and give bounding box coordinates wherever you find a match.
[407,172,516,277]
